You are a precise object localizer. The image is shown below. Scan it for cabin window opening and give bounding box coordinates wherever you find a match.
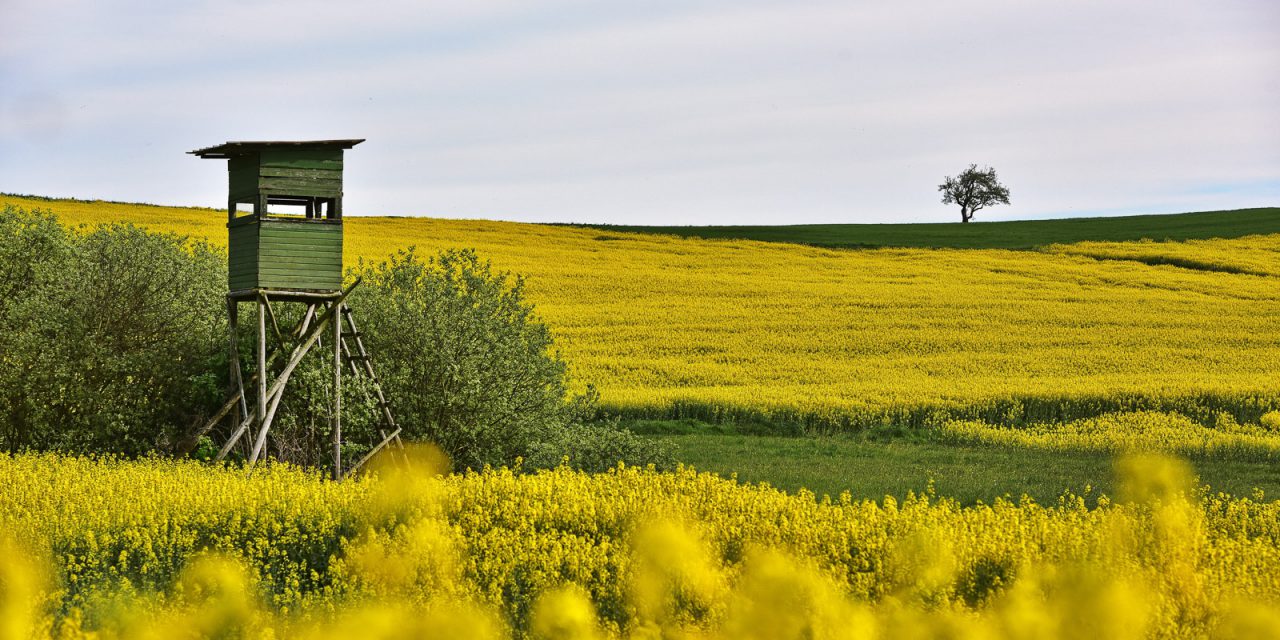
[266,202,308,217]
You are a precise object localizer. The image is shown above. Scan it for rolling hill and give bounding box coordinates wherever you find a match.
[4,194,1277,432]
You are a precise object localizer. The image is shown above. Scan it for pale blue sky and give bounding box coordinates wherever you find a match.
[1,0,1277,224]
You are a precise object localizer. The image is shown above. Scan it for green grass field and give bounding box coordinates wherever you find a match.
[575,206,1280,249]
[660,434,1280,506]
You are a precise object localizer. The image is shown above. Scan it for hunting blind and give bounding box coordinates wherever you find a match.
[189,139,401,480]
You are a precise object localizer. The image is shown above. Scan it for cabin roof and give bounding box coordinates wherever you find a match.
[188,139,365,159]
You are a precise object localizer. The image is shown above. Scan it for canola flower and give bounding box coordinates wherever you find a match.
[5,195,1277,433]
[1045,235,1280,278]
[942,410,1280,460]
[4,450,1280,638]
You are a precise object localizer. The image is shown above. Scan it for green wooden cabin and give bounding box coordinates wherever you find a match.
[189,139,364,294]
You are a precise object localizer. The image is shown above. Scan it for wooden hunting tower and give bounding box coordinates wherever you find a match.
[189,139,360,294]
[190,139,401,480]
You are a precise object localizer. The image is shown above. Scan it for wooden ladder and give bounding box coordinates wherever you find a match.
[338,305,405,475]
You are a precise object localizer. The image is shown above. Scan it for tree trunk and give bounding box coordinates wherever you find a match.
[961,207,971,223]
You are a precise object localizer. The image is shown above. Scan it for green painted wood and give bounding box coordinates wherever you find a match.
[229,273,257,289]
[255,252,341,264]
[255,258,340,269]
[258,223,342,233]
[259,167,343,180]
[256,251,342,261]
[254,260,342,271]
[257,238,343,248]
[252,270,343,282]
[261,186,342,199]
[226,217,343,292]
[259,234,341,245]
[211,143,352,290]
[256,233,342,242]
[259,147,343,171]
[259,177,342,191]
[257,269,342,281]
[229,155,260,200]
[257,274,344,290]
[257,239,343,251]
[258,233,343,243]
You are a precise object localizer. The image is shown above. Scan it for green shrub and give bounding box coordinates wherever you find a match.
[525,419,677,472]
[351,248,668,472]
[0,206,226,454]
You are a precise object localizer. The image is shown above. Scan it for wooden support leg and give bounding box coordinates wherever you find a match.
[333,300,342,481]
[343,427,402,480]
[246,282,360,468]
[295,304,317,338]
[251,297,268,465]
[260,293,285,346]
[229,300,246,429]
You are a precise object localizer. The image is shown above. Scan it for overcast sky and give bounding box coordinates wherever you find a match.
[1,0,1277,224]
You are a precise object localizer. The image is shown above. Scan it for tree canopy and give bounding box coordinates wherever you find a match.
[939,164,1011,223]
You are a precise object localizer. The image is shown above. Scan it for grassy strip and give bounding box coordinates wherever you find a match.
[659,434,1280,506]
[572,207,1280,249]
[614,392,1280,437]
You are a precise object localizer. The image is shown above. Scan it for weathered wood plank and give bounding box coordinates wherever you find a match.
[257,224,343,236]
[255,254,341,265]
[259,159,343,171]
[259,176,342,190]
[257,269,342,281]
[229,273,258,289]
[254,269,341,281]
[258,234,342,244]
[258,249,342,261]
[257,242,341,254]
[257,276,343,290]
[256,229,339,236]
[259,167,343,180]
[258,234,342,245]
[259,185,342,198]
[253,255,340,267]
[257,270,340,282]
[259,147,342,161]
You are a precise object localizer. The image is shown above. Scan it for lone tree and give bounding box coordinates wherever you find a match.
[938,164,1010,223]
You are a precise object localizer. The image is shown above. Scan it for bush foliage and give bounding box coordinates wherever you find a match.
[0,206,225,454]
[351,247,672,472]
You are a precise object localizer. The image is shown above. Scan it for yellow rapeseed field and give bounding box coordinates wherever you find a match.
[3,195,1277,430]
[3,450,1280,639]
[942,410,1280,460]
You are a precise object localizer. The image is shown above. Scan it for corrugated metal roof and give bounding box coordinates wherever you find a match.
[188,139,365,158]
